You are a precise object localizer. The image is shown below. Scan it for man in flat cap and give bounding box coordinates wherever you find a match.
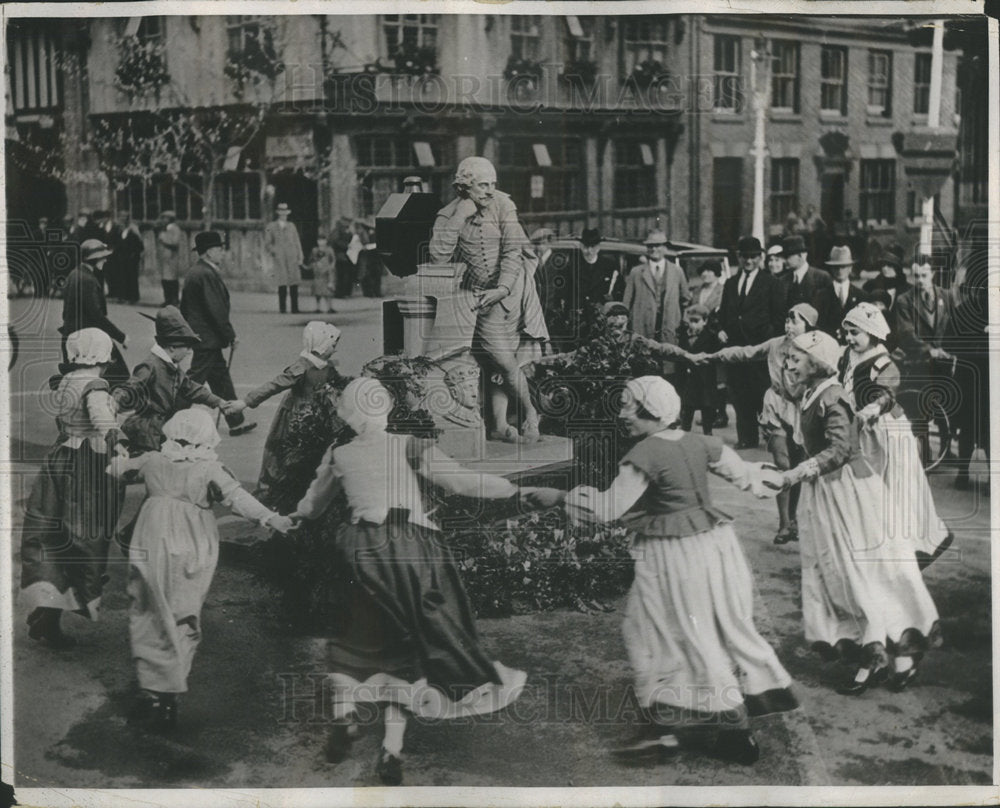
[429,156,547,443]
[717,235,786,449]
[60,238,130,387]
[181,231,255,436]
[783,234,837,336]
[623,228,690,374]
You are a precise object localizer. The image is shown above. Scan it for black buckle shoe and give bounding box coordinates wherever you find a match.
[612,723,681,761]
[836,664,889,696]
[325,721,357,764]
[714,730,760,765]
[887,667,918,693]
[375,747,403,785]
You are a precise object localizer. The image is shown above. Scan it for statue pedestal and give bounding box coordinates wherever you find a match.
[382,262,572,472]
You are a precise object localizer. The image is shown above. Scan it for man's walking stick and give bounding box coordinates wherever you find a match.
[216,342,236,429]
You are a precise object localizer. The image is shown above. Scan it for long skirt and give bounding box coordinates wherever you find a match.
[20,443,125,619]
[325,517,526,720]
[256,392,304,500]
[128,495,220,693]
[798,465,941,664]
[622,525,797,729]
[862,412,951,558]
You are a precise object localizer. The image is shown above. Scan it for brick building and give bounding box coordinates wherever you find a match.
[675,16,965,264]
[4,12,986,289]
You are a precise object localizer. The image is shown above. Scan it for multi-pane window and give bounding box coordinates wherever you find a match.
[770,40,799,112]
[214,173,262,221]
[510,16,542,61]
[613,140,656,209]
[227,16,271,54]
[382,14,439,57]
[770,159,799,223]
[623,18,670,72]
[859,159,896,224]
[565,16,594,62]
[354,136,455,218]
[137,16,166,44]
[713,35,741,112]
[820,46,848,115]
[914,52,932,114]
[867,50,892,116]
[497,138,585,213]
[7,20,63,111]
[115,174,206,222]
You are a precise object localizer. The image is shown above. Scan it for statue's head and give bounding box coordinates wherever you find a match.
[444,362,480,410]
[453,157,497,207]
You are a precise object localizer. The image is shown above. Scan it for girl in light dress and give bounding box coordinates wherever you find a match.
[782,331,940,695]
[838,302,953,569]
[527,376,797,765]
[108,408,294,730]
[292,377,531,785]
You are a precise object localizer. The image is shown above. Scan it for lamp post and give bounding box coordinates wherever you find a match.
[919,20,945,257]
[749,41,770,245]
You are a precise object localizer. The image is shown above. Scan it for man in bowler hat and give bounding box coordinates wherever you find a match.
[717,235,786,448]
[180,231,256,436]
[783,234,838,335]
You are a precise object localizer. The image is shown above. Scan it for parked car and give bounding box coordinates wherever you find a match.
[544,236,731,288]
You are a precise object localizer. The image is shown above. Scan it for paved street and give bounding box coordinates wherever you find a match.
[4,289,993,790]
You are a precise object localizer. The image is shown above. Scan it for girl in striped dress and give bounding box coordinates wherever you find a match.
[838,302,953,569]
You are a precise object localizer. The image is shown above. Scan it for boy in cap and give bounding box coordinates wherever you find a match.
[676,304,722,435]
[181,231,256,436]
[113,306,239,455]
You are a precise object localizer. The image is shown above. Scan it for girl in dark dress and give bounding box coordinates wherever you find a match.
[292,377,530,784]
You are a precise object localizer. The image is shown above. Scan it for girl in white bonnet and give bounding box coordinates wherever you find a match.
[229,321,343,502]
[292,376,534,785]
[20,328,128,648]
[108,408,294,730]
[783,330,940,696]
[527,376,797,765]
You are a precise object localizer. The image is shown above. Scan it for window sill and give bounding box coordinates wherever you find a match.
[866,221,896,233]
[866,116,894,126]
[819,112,848,124]
[770,111,801,123]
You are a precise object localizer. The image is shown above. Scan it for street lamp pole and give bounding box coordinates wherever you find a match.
[750,42,769,244]
[919,19,945,257]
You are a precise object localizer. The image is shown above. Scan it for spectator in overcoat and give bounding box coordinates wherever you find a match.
[264,202,304,313]
[180,231,256,436]
[783,235,838,336]
[156,211,183,307]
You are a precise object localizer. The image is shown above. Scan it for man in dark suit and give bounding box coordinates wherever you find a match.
[783,235,837,336]
[825,244,868,336]
[893,258,955,459]
[717,235,786,449]
[180,231,256,436]
[60,239,130,387]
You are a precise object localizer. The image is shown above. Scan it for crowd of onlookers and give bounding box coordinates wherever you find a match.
[530,222,989,491]
[10,207,382,310]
